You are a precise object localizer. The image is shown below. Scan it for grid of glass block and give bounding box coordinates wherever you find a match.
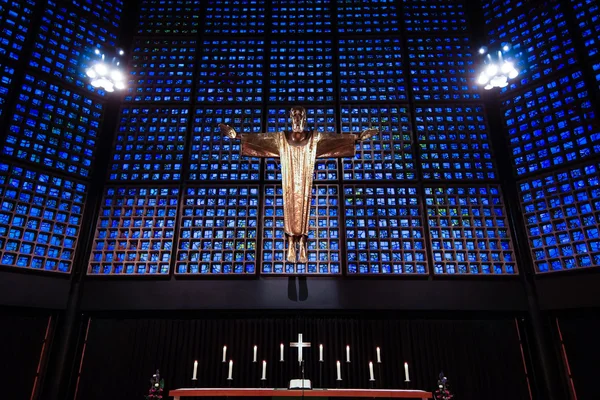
[189,107,262,181]
[415,105,496,180]
[71,0,122,31]
[268,39,334,103]
[519,162,600,273]
[271,0,332,34]
[402,0,467,33]
[2,73,104,179]
[176,186,259,275]
[125,38,196,103]
[425,185,517,275]
[502,70,600,176]
[109,106,189,182]
[338,38,407,102]
[29,0,120,96]
[88,186,179,275]
[340,105,416,181]
[572,0,600,88]
[137,0,201,35]
[0,63,14,117]
[0,0,36,61]
[196,39,264,104]
[482,0,524,27]
[337,0,400,34]
[203,0,265,35]
[0,162,86,273]
[407,37,480,101]
[262,184,341,274]
[265,107,337,181]
[344,185,427,274]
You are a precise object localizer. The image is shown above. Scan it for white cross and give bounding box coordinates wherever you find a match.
[290,333,311,364]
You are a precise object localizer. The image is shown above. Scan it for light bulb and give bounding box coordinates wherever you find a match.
[508,68,519,79]
[94,49,100,55]
[499,80,509,88]
[479,47,487,54]
[477,73,489,85]
[501,62,513,74]
[86,68,97,79]
[94,63,108,76]
[91,79,101,88]
[110,70,124,81]
[485,64,498,77]
[503,44,510,52]
[119,50,125,55]
[484,84,493,90]
[115,81,126,90]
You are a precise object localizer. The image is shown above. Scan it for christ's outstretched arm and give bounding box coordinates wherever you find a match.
[316,128,378,158]
[219,123,280,158]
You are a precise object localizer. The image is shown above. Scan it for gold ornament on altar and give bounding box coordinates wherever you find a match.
[219,106,377,263]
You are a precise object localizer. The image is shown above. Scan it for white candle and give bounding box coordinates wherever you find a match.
[369,361,375,381]
[376,347,381,363]
[346,345,350,363]
[192,360,198,380]
[404,362,410,381]
[280,343,284,361]
[319,344,323,362]
[253,345,257,362]
[336,360,342,380]
[228,360,233,380]
[222,346,227,362]
[261,360,267,380]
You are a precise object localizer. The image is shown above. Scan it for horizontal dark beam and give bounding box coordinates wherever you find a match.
[0,270,71,309]
[536,272,600,310]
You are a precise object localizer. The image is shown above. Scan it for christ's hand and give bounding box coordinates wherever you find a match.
[358,128,378,141]
[218,123,237,139]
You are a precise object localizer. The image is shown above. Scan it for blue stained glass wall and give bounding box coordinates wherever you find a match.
[571,0,600,89]
[176,186,259,275]
[138,0,201,35]
[189,107,262,181]
[262,184,341,274]
[519,162,600,273]
[89,186,179,275]
[402,0,467,33]
[196,39,264,104]
[125,38,196,103]
[0,62,14,116]
[109,106,189,182]
[338,38,407,102]
[271,0,332,34]
[337,0,400,34]
[0,162,86,273]
[0,0,36,61]
[344,185,427,274]
[203,0,265,35]
[340,105,416,181]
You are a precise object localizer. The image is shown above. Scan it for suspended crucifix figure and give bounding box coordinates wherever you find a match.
[219,106,377,263]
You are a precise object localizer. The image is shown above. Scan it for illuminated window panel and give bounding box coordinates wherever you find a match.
[407,37,480,101]
[271,0,332,34]
[403,0,467,33]
[176,186,259,275]
[109,106,189,182]
[0,0,36,61]
[415,105,496,180]
[519,162,600,273]
[425,185,517,275]
[262,184,341,274]
[125,38,196,103]
[344,185,427,275]
[70,0,122,30]
[138,0,200,35]
[338,38,407,102]
[482,0,524,27]
[337,0,400,34]
[190,107,262,181]
[29,0,120,96]
[88,186,179,275]
[203,0,265,35]
[196,39,264,104]
[3,74,104,179]
[340,105,416,181]
[0,63,15,117]
[269,39,334,103]
[502,70,600,176]
[572,0,600,88]
[0,162,86,273]
[265,107,337,181]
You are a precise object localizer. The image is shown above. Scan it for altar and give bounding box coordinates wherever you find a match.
[169,388,433,400]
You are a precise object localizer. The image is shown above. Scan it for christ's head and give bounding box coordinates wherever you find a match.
[290,106,307,133]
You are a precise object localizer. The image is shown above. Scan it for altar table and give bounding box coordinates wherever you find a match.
[169,388,433,400]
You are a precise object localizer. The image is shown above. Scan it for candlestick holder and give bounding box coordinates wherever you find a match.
[260,378,267,388]
[227,378,233,388]
[336,379,342,389]
[369,380,375,389]
[404,380,410,390]
[191,378,198,388]
[318,361,323,389]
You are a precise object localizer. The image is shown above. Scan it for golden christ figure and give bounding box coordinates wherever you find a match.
[219,106,377,263]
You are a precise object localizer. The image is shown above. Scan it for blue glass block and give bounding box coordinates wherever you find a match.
[341,105,415,181]
[265,107,337,181]
[176,186,258,275]
[190,107,262,181]
[344,185,427,274]
[3,74,104,179]
[89,186,179,275]
[416,105,496,180]
[425,185,517,274]
[407,37,480,101]
[196,39,264,104]
[482,0,525,27]
[403,0,467,33]
[571,0,600,89]
[109,106,188,182]
[262,184,341,274]
[204,0,265,35]
[337,0,399,34]
[272,0,332,33]
[268,39,334,103]
[339,38,407,102]
[502,70,600,176]
[0,162,86,273]
[519,161,600,273]
[0,63,15,117]
[0,0,36,61]
[125,38,196,103]
[138,0,200,35]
